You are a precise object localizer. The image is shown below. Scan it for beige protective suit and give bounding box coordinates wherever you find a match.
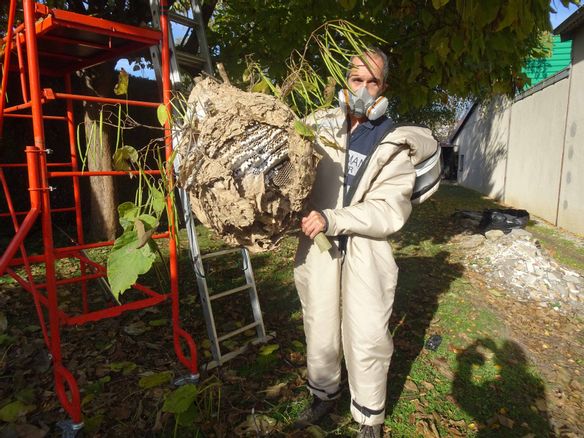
[294,108,437,425]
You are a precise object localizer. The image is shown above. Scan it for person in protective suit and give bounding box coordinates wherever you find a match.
[293,48,438,437]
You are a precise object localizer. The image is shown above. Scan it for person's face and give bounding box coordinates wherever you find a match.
[347,54,387,98]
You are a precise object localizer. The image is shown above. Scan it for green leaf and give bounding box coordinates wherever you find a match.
[293,120,315,139]
[112,145,138,171]
[0,401,35,422]
[431,0,449,9]
[0,334,14,346]
[177,403,200,426]
[496,0,519,32]
[137,213,159,229]
[242,67,251,82]
[450,34,465,57]
[84,414,104,433]
[162,384,198,414]
[291,340,305,351]
[15,388,35,405]
[148,318,168,327]
[251,77,271,94]
[123,321,149,336]
[150,187,166,215]
[107,229,157,299]
[113,68,129,96]
[475,2,500,28]
[157,104,170,126]
[118,201,139,230]
[108,361,137,375]
[423,52,438,69]
[138,371,173,389]
[134,218,156,249]
[259,344,279,356]
[338,0,357,11]
[430,31,450,60]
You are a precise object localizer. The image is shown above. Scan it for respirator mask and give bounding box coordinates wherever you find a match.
[338,87,388,121]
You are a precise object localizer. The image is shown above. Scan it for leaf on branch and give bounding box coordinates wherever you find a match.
[112,145,138,171]
[475,2,500,28]
[323,76,337,106]
[432,0,450,10]
[107,228,157,299]
[339,0,357,11]
[118,201,139,231]
[150,187,166,215]
[134,217,156,249]
[496,1,519,32]
[294,120,315,139]
[157,104,170,126]
[113,68,129,96]
[251,77,272,94]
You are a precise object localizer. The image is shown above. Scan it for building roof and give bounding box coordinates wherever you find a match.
[554,5,584,40]
[523,35,572,88]
[448,102,477,144]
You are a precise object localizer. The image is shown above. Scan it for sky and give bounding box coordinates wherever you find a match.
[116,2,583,78]
[550,0,581,29]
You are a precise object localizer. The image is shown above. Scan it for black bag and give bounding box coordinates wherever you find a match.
[479,209,530,234]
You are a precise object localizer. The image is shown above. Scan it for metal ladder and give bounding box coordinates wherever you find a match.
[149,0,271,369]
[149,0,213,85]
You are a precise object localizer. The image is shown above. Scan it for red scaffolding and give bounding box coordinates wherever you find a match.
[0,0,198,429]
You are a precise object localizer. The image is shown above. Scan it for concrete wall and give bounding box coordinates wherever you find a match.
[454,97,511,201]
[504,78,570,224]
[557,26,584,235]
[453,27,584,236]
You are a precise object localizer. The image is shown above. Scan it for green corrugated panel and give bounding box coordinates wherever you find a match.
[523,35,572,89]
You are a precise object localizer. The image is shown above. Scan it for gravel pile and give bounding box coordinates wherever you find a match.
[457,228,584,314]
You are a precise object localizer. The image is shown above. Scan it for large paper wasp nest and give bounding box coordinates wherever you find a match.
[176,78,318,251]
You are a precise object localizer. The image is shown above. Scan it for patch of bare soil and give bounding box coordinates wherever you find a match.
[465,270,584,437]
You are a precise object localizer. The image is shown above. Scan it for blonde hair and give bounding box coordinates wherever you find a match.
[348,47,388,84]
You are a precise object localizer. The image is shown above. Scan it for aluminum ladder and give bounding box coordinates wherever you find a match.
[149,0,271,369]
[149,0,214,85]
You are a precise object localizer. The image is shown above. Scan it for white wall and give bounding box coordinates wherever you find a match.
[453,38,584,236]
[504,78,570,224]
[455,97,511,201]
[557,26,584,235]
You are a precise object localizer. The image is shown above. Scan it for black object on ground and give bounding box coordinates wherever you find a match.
[425,334,443,351]
[454,208,530,234]
[479,209,529,234]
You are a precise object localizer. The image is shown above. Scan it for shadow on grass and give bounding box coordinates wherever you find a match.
[387,251,464,413]
[453,339,551,437]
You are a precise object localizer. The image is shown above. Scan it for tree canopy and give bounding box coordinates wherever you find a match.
[208,0,580,117]
[2,0,580,125]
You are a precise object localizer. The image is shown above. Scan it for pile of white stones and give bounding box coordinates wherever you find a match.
[456,228,584,314]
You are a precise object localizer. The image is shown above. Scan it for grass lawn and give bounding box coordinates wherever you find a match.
[1,184,582,437]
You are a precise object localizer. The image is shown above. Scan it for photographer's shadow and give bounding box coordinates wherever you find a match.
[452,338,551,437]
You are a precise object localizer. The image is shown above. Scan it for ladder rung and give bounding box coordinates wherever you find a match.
[201,248,242,260]
[217,322,259,343]
[168,11,200,29]
[175,50,206,67]
[209,284,252,301]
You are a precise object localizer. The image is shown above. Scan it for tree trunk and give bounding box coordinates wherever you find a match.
[82,64,119,241]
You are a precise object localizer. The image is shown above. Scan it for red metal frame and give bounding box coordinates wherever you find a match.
[0,0,198,426]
